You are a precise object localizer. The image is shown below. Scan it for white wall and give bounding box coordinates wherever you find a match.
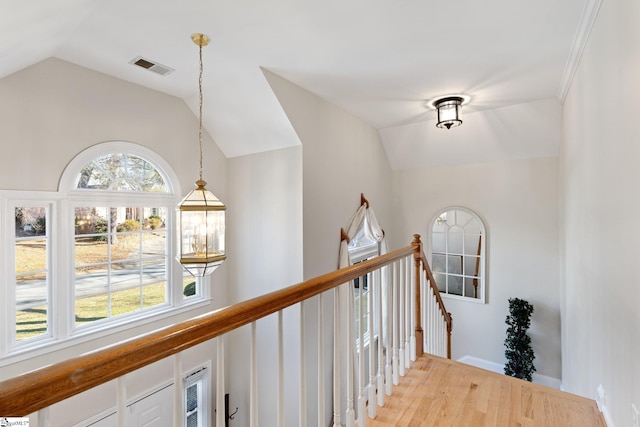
[262,70,398,277]
[264,70,397,425]
[226,146,303,427]
[393,157,561,381]
[561,0,640,424]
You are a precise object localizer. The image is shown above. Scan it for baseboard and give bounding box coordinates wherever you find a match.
[456,355,562,390]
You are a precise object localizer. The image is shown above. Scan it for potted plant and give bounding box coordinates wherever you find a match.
[504,297,536,381]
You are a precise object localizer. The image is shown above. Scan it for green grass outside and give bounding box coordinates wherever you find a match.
[16,282,167,341]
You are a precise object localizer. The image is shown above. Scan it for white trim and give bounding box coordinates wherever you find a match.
[558,0,603,103]
[0,297,211,368]
[456,355,562,390]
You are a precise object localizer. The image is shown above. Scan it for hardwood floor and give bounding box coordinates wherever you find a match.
[366,354,606,427]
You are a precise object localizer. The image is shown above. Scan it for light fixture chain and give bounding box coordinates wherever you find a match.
[198,42,204,181]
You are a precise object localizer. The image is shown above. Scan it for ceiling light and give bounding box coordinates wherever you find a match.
[176,33,226,277]
[433,96,464,130]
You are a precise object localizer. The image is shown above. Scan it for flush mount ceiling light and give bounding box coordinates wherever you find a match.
[428,95,470,130]
[176,33,226,277]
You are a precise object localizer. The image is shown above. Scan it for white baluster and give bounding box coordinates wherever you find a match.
[398,258,405,378]
[174,353,183,427]
[346,283,355,427]
[251,322,258,427]
[278,310,284,427]
[117,376,125,427]
[410,258,416,362]
[318,294,326,427]
[357,274,366,426]
[216,337,225,427]
[405,257,411,368]
[36,407,50,427]
[333,287,341,427]
[368,271,377,419]
[300,302,307,427]
[392,262,399,386]
[377,266,385,407]
[385,263,392,396]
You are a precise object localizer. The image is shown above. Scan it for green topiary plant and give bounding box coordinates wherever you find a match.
[504,297,536,381]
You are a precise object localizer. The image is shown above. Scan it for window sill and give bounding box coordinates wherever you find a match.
[0,298,213,372]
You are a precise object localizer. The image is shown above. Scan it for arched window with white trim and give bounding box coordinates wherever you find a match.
[62,143,192,331]
[2,142,210,357]
[428,207,486,303]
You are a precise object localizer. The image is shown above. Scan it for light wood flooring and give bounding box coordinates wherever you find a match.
[366,354,606,427]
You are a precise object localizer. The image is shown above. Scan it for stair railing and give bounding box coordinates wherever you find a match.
[0,235,451,426]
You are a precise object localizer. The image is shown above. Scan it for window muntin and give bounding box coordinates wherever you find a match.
[0,143,215,359]
[15,206,50,343]
[73,206,168,328]
[75,153,168,193]
[430,207,486,302]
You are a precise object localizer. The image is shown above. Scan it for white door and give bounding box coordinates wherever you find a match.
[126,384,174,427]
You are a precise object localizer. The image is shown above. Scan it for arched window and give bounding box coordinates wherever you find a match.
[3,142,211,356]
[62,143,192,331]
[428,207,486,303]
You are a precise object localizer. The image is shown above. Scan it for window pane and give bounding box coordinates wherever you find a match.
[432,253,446,273]
[447,255,462,275]
[16,238,47,274]
[464,218,483,234]
[448,275,463,296]
[464,256,480,277]
[15,207,48,342]
[186,384,198,412]
[464,234,482,255]
[464,277,480,299]
[183,275,197,298]
[75,153,167,192]
[74,205,168,328]
[456,209,472,226]
[143,231,166,257]
[432,232,446,253]
[114,234,142,262]
[434,273,446,293]
[16,274,48,341]
[448,229,464,254]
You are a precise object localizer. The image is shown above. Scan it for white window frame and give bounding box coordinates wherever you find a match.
[0,142,212,362]
[428,206,487,304]
[184,365,210,427]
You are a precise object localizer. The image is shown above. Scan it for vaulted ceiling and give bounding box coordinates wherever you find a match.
[1,0,591,169]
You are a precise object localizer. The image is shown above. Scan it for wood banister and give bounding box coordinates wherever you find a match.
[0,235,454,416]
[0,244,419,416]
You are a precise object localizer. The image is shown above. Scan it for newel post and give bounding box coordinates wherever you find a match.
[412,234,424,357]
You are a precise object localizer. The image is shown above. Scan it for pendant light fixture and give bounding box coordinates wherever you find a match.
[176,33,226,277]
[434,96,464,129]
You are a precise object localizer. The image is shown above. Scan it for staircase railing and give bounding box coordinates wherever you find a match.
[0,235,451,426]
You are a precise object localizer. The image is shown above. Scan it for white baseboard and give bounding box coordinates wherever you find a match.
[456,355,562,390]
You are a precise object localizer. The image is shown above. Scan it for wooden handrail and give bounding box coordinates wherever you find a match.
[0,244,420,416]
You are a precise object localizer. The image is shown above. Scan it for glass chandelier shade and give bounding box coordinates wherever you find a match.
[177,33,226,277]
[177,179,226,277]
[435,96,463,129]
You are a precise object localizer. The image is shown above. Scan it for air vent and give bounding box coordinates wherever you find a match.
[129,56,174,76]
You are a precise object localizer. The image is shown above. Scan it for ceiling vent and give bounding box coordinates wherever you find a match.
[129,56,174,76]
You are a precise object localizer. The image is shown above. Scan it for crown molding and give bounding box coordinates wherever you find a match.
[558,0,603,103]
